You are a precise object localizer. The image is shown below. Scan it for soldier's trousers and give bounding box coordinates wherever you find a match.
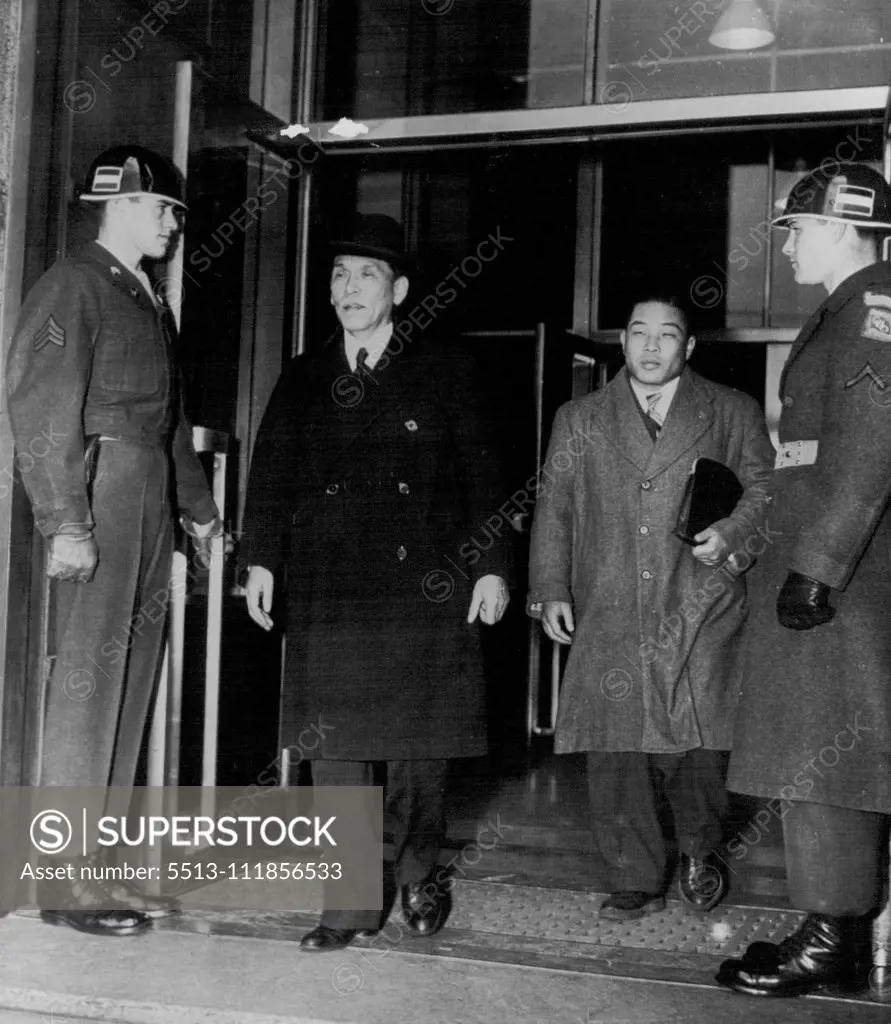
[40,440,173,842]
[783,800,890,915]
[311,758,448,931]
[586,749,728,893]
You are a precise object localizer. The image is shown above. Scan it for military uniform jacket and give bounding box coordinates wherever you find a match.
[728,261,891,814]
[6,242,218,535]
[240,331,512,761]
[529,368,774,754]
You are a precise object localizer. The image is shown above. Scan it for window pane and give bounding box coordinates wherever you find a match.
[316,0,534,119]
[597,0,891,106]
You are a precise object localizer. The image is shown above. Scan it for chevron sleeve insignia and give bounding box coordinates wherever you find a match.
[32,315,66,352]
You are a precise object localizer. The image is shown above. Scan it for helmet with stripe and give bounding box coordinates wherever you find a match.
[772,162,891,231]
[79,145,187,209]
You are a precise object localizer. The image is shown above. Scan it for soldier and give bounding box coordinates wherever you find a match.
[6,145,221,935]
[528,294,774,921]
[718,163,891,997]
[241,214,512,953]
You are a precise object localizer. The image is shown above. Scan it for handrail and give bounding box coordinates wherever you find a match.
[146,427,230,820]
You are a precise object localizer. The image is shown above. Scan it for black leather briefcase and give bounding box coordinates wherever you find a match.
[673,457,744,544]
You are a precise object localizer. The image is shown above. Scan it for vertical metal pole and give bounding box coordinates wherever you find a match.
[170,61,192,326]
[549,641,561,733]
[164,552,188,787]
[872,88,891,976]
[289,0,318,359]
[147,60,192,798]
[201,452,227,819]
[526,323,546,744]
[762,140,776,328]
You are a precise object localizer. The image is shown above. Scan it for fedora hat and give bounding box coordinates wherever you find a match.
[328,214,410,274]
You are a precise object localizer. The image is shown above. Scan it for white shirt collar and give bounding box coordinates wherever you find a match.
[628,372,682,419]
[344,322,393,372]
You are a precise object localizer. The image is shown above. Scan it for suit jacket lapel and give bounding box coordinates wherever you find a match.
[590,371,655,474]
[322,327,413,466]
[643,370,714,479]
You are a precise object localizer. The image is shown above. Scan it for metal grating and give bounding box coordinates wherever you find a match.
[433,880,805,957]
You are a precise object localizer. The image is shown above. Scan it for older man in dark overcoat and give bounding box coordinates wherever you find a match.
[240,215,511,952]
[529,294,774,921]
[718,165,891,998]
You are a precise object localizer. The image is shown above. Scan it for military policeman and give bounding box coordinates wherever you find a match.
[719,163,891,997]
[241,214,512,953]
[6,145,220,936]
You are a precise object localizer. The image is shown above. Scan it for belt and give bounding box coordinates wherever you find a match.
[775,440,818,469]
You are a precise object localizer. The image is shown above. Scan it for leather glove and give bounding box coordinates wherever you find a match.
[777,571,835,631]
[47,533,98,583]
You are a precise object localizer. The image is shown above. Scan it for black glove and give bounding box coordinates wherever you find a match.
[777,571,836,631]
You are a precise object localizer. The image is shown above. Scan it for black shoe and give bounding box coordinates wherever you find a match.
[599,891,666,921]
[677,852,727,912]
[300,925,361,952]
[37,858,153,937]
[716,912,869,997]
[402,875,452,936]
[40,907,151,936]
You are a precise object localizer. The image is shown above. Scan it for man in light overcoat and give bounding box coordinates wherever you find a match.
[529,294,774,921]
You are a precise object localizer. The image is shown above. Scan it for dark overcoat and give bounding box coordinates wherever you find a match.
[240,330,511,761]
[528,368,774,754]
[728,262,891,814]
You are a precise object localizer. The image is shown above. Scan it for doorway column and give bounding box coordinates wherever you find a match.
[0,0,39,787]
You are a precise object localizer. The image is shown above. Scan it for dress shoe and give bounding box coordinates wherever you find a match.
[67,852,179,920]
[599,891,666,921]
[716,912,869,997]
[677,852,727,912]
[38,860,152,937]
[402,875,452,936]
[300,925,361,952]
[40,907,151,936]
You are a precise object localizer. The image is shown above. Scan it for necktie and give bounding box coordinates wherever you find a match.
[646,392,663,434]
[355,347,368,373]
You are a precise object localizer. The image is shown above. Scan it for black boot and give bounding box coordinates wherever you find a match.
[402,873,452,936]
[716,912,869,997]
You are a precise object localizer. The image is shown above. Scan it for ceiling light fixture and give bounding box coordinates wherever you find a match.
[709,0,776,51]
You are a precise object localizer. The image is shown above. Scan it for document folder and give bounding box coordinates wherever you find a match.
[673,457,744,545]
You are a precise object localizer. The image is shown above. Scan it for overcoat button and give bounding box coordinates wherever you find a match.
[641,570,652,580]
[398,482,410,494]
[639,525,650,535]
[783,396,794,407]
[641,480,652,490]
[396,545,407,560]
[325,483,339,495]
